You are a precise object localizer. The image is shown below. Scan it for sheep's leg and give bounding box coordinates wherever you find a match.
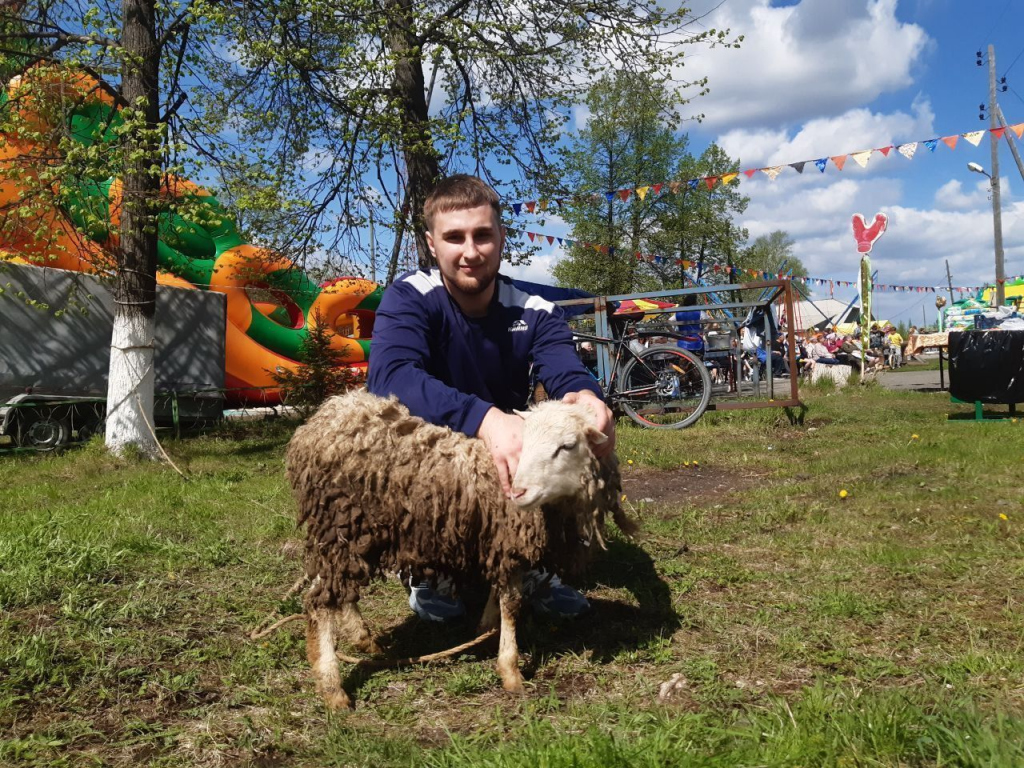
[477,586,500,634]
[496,583,525,694]
[335,602,381,655]
[306,607,352,710]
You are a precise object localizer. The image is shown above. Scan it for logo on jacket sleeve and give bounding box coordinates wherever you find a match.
[508,319,529,333]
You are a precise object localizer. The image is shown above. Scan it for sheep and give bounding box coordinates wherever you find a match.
[284,389,631,710]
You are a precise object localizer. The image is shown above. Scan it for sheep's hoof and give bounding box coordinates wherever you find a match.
[499,670,526,694]
[323,690,354,711]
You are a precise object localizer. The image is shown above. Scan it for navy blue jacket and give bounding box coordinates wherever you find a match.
[367,269,603,436]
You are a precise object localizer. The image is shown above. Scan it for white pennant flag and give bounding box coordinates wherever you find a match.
[962,131,985,147]
[761,166,783,180]
[897,142,918,160]
[850,150,872,168]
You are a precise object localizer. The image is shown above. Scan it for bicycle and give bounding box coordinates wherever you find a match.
[571,321,712,429]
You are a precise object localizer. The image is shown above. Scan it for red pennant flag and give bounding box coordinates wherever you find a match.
[705,176,717,190]
[546,235,554,245]
[877,146,892,157]
[992,127,1007,140]
[525,201,536,213]
[743,168,757,178]
[941,135,958,150]
[652,183,663,195]
[831,155,848,171]
[618,189,631,202]
[527,232,535,242]
[713,264,721,273]
[635,252,643,260]
[599,245,610,254]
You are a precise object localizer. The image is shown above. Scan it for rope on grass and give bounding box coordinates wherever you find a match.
[249,609,498,666]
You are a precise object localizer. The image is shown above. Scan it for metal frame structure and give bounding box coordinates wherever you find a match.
[558,278,803,413]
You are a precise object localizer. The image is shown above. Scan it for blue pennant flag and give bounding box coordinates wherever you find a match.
[814,158,828,173]
[556,237,563,246]
[924,139,938,152]
[512,203,522,215]
[687,179,700,190]
[605,191,615,202]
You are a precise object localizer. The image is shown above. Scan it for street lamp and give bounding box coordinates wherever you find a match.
[967,161,1006,306]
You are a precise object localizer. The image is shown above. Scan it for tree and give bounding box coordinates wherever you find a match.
[647,142,749,290]
[0,0,211,457]
[550,71,749,295]
[198,0,741,278]
[738,230,806,281]
[551,71,684,295]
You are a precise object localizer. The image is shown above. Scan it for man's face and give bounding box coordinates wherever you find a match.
[426,204,503,306]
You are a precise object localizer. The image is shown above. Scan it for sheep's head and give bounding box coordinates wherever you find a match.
[510,401,607,508]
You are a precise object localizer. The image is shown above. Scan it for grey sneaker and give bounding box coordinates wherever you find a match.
[523,570,591,618]
[408,575,466,622]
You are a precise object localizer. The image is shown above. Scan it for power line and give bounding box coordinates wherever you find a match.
[1003,45,1024,77]
[979,0,1013,51]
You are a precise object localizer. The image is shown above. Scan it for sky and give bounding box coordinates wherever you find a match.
[501,0,1024,327]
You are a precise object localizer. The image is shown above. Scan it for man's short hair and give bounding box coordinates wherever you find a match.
[424,174,501,231]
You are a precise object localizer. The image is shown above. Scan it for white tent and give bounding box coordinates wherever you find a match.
[786,298,861,332]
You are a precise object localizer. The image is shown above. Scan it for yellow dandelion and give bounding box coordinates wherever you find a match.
[911,434,919,440]
[999,513,1009,521]
[627,459,634,465]
[683,461,690,467]
[693,461,700,467]
[621,494,627,502]
[839,489,849,499]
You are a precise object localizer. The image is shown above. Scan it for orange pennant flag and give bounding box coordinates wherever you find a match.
[525,201,536,213]
[941,135,958,150]
[1012,123,1024,139]
[720,172,738,185]
[831,155,848,171]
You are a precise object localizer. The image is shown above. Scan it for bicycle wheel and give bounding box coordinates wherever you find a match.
[617,345,712,429]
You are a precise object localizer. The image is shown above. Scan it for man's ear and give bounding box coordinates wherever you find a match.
[425,229,436,260]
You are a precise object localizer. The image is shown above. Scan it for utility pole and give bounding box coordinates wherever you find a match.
[996,104,1024,184]
[987,44,1006,306]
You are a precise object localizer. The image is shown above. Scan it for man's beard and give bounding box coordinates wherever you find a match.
[442,262,499,296]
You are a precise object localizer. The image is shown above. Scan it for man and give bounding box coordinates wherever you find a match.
[367,174,615,621]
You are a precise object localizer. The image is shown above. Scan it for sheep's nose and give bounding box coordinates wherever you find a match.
[510,487,527,499]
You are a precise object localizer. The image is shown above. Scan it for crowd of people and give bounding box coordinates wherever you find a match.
[663,311,914,384]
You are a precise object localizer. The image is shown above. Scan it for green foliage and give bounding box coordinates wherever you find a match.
[551,73,749,294]
[269,310,357,418]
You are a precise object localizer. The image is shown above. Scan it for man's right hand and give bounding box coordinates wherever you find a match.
[477,408,524,498]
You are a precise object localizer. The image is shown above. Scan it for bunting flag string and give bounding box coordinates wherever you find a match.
[510,227,1021,295]
[509,119,1024,213]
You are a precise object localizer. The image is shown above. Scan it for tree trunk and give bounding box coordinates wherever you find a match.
[105,0,160,457]
[385,0,439,270]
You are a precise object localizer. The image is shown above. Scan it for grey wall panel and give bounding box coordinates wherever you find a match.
[1,263,226,399]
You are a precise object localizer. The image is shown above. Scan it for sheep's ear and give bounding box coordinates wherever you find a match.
[585,425,608,445]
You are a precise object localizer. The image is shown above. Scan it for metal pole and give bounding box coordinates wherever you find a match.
[945,259,955,311]
[988,44,1006,307]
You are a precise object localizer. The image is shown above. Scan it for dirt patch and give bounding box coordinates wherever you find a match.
[620,465,762,507]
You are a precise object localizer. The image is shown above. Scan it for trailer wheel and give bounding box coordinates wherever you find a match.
[15,408,71,450]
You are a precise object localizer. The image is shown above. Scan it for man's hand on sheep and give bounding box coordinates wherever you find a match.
[561,390,616,459]
[478,407,525,498]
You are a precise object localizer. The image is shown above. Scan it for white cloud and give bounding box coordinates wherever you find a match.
[933,178,992,210]
[677,0,932,129]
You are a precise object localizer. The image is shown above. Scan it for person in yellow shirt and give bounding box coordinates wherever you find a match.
[884,326,904,368]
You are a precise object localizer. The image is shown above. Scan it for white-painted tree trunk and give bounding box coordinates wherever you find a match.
[104,308,159,457]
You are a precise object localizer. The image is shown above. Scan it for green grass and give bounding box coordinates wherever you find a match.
[2,387,1024,766]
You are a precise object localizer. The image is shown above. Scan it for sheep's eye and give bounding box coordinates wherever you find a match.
[552,440,578,457]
